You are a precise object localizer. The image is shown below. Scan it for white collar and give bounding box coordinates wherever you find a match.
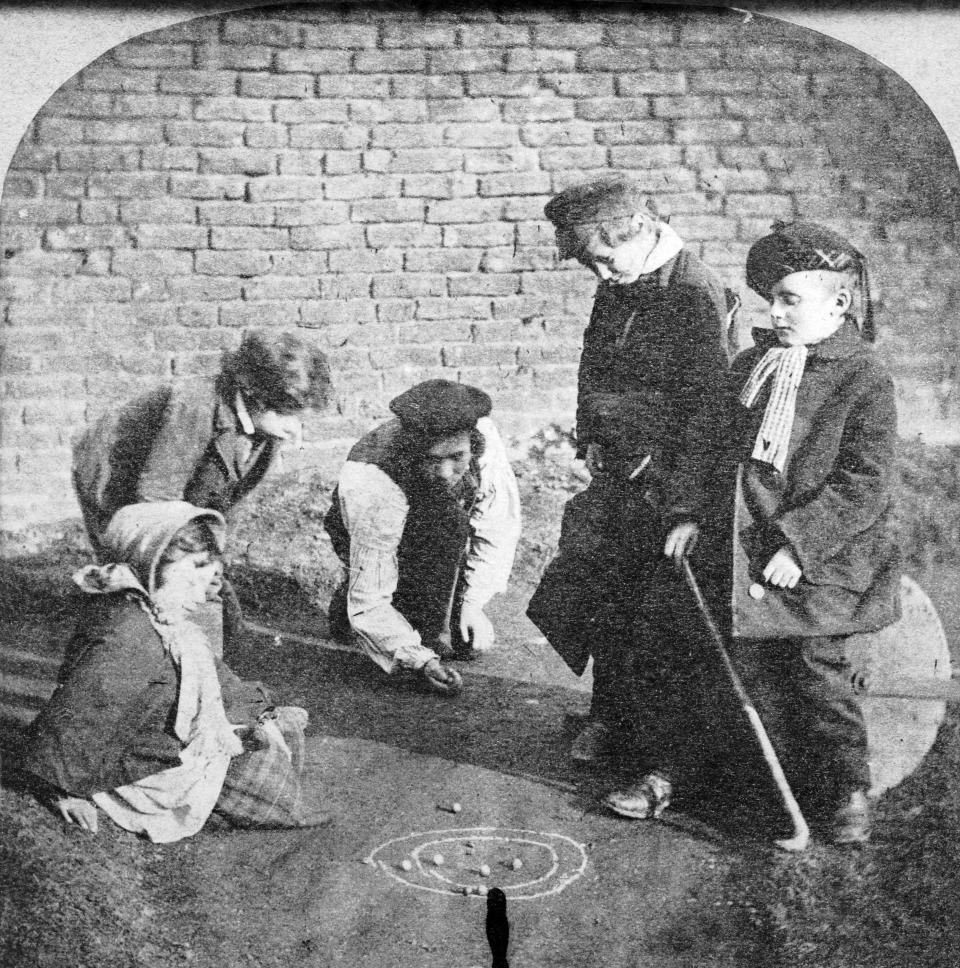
[233,391,256,436]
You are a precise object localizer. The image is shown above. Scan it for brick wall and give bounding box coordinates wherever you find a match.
[2,2,959,532]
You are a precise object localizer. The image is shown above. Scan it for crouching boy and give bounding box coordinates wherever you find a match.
[663,221,900,845]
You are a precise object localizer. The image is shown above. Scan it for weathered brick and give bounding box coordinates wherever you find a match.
[348,99,429,125]
[118,200,194,224]
[198,148,276,175]
[324,174,403,200]
[698,166,772,194]
[8,144,58,171]
[0,226,42,249]
[35,117,85,143]
[301,299,379,328]
[1,252,83,278]
[604,22,677,46]
[314,74,391,100]
[463,149,539,175]
[50,277,132,302]
[541,73,614,98]
[576,99,651,122]
[402,173,479,199]
[383,23,456,47]
[479,171,552,197]
[506,49,577,72]
[290,224,366,250]
[43,90,114,116]
[349,198,425,223]
[428,100,500,123]
[193,97,271,122]
[503,99,576,123]
[518,121,594,148]
[429,49,503,75]
[140,146,199,170]
[88,173,168,198]
[274,49,352,73]
[83,119,165,143]
[608,145,686,170]
[242,277,320,301]
[211,226,288,250]
[268,200,347,226]
[81,67,158,93]
[354,50,426,73]
[246,176,326,202]
[442,123,516,149]
[245,124,289,148]
[328,248,403,273]
[365,222,441,248]
[726,193,795,218]
[404,248,482,273]
[370,345,441,370]
[372,274,445,299]
[113,94,193,119]
[195,251,272,275]
[222,18,301,46]
[111,41,194,69]
[270,251,329,275]
[533,23,605,47]
[374,148,465,174]
[1,199,79,224]
[239,74,314,99]
[45,226,130,250]
[813,73,882,98]
[272,102,349,125]
[326,152,365,175]
[441,343,518,368]
[466,74,540,98]
[219,300,300,328]
[579,48,650,71]
[540,145,608,170]
[502,197,553,222]
[483,244,552,271]
[159,71,237,96]
[674,119,746,144]
[425,198,503,224]
[491,294,565,319]
[458,24,531,47]
[301,23,378,48]
[392,75,465,98]
[319,274,374,299]
[442,223,515,248]
[448,272,521,297]
[167,275,242,301]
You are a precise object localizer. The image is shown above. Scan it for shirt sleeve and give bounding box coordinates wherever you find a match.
[336,461,439,673]
[460,418,522,608]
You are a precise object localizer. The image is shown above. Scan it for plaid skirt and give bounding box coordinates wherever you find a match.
[214,706,313,829]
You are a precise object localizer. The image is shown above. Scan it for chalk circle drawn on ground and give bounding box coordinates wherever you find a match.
[365,827,588,901]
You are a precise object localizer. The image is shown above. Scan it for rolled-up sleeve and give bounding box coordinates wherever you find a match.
[460,418,521,608]
[336,462,439,673]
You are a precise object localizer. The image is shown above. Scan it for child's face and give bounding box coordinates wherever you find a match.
[155,552,222,615]
[768,270,850,346]
[418,430,472,492]
[250,408,304,448]
[570,214,659,286]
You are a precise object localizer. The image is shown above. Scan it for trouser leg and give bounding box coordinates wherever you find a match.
[393,498,470,648]
[732,635,869,813]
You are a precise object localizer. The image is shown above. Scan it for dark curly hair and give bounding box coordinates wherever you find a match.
[219,329,332,414]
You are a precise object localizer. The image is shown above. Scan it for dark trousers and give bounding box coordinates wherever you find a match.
[329,487,471,650]
[729,634,870,811]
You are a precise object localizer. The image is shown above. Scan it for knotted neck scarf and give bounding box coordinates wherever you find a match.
[738,345,808,473]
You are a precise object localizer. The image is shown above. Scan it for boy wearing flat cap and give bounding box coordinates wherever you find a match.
[661,221,899,844]
[527,176,732,762]
[324,380,521,695]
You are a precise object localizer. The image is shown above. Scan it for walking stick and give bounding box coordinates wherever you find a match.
[681,557,810,852]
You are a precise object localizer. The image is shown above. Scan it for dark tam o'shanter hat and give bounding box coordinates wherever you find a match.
[746,220,875,341]
[389,379,492,442]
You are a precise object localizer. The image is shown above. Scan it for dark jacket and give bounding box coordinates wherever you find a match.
[670,321,900,639]
[72,381,277,550]
[17,594,271,798]
[575,247,730,476]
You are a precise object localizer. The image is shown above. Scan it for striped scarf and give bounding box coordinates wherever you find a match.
[738,345,808,473]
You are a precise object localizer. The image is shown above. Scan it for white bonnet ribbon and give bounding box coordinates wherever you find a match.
[739,345,808,473]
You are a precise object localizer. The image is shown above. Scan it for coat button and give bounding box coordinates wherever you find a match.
[748,582,766,600]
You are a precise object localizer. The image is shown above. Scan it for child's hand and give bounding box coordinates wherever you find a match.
[763,546,802,588]
[55,796,99,833]
[664,521,700,567]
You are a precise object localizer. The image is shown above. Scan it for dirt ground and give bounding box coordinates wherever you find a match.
[3,438,960,967]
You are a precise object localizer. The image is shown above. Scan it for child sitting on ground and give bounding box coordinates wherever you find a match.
[16,501,325,842]
[655,221,900,845]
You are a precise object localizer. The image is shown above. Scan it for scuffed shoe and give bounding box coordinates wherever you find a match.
[605,773,673,820]
[570,721,610,763]
[832,790,871,845]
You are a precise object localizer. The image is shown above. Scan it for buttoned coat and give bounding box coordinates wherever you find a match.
[670,321,900,639]
[73,380,277,550]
